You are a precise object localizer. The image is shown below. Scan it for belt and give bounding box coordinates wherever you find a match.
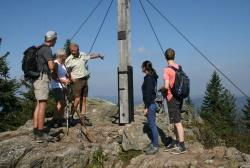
[77,76,89,80]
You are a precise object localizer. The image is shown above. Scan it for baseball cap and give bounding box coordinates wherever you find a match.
[45,31,57,41]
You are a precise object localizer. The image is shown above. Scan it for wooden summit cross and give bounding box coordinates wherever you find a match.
[117,0,134,124]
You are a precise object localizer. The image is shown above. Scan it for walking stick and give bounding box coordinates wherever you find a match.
[65,92,70,135]
[74,109,95,143]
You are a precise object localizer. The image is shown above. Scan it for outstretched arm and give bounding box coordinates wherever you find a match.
[89,53,104,60]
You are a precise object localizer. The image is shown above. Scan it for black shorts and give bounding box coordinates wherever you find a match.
[167,97,183,124]
[52,88,65,101]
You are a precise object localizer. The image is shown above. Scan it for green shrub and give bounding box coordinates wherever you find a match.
[88,147,108,168]
[118,149,142,167]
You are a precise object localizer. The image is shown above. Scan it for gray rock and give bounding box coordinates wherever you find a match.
[122,120,150,151]
[225,147,244,162]
[121,111,174,151]
[16,143,89,168]
[213,146,226,159]
[242,153,250,163]
[0,136,35,168]
[189,142,204,154]
[204,159,214,164]
[86,98,118,125]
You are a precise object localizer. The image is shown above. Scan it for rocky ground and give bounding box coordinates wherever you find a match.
[0,98,250,168]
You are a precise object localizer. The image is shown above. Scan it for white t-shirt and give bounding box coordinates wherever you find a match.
[51,60,68,89]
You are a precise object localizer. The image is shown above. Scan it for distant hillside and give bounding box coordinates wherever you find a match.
[192,96,247,113]
[91,96,143,105]
[95,95,248,114]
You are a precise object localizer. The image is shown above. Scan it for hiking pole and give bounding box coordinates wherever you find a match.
[74,108,96,143]
[65,83,73,135]
[65,93,69,135]
[58,79,70,135]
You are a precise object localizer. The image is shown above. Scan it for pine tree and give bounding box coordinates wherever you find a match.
[200,71,224,125]
[19,80,36,122]
[0,41,22,131]
[242,98,250,130]
[200,71,237,139]
[64,39,71,56]
[0,49,21,113]
[219,88,237,136]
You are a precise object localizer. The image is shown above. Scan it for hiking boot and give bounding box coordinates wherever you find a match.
[55,120,66,128]
[32,128,38,140]
[36,132,55,143]
[53,123,61,128]
[145,146,159,155]
[50,118,66,128]
[170,146,186,155]
[164,142,178,152]
[143,143,153,152]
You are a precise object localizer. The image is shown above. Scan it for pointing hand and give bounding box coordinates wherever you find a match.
[99,55,104,60]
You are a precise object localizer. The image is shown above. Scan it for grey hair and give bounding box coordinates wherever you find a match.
[56,48,66,58]
[69,43,79,49]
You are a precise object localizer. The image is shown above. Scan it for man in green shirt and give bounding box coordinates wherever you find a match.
[65,43,104,126]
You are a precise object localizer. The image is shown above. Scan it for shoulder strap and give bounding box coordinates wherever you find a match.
[62,62,70,78]
[54,61,59,72]
[168,65,182,71]
[37,44,50,79]
[168,65,177,71]
[37,44,46,50]
[52,62,61,82]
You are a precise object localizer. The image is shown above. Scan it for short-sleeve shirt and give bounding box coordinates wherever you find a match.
[163,63,179,101]
[51,60,68,89]
[37,45,53,75]
[65,52,91,79]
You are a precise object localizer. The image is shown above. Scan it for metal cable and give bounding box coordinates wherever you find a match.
[70,0,104,40]
[138,0,165,55]
[88,0,114,54]
[146,0,249,99]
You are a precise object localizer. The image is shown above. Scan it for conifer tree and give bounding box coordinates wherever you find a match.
[200,71,237,138]
[242,98,250,130]
[0,46,21,113]
[200,71,224,125]
[219,88,237,136]
[64,39,71,56]
[0,41,22,131]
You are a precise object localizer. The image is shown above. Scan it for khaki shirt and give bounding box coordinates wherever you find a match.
[65,52,91,79]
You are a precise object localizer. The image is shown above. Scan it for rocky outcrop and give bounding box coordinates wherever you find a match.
[122,104,173,151]
[0,98,250,168]
[127,143,250,168]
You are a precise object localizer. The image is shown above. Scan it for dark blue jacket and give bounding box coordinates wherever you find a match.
[142,73,158,108]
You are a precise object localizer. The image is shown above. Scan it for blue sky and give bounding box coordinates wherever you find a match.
[0,0,250,100]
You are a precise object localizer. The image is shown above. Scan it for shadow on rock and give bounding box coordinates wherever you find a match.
[143,121,172,147]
